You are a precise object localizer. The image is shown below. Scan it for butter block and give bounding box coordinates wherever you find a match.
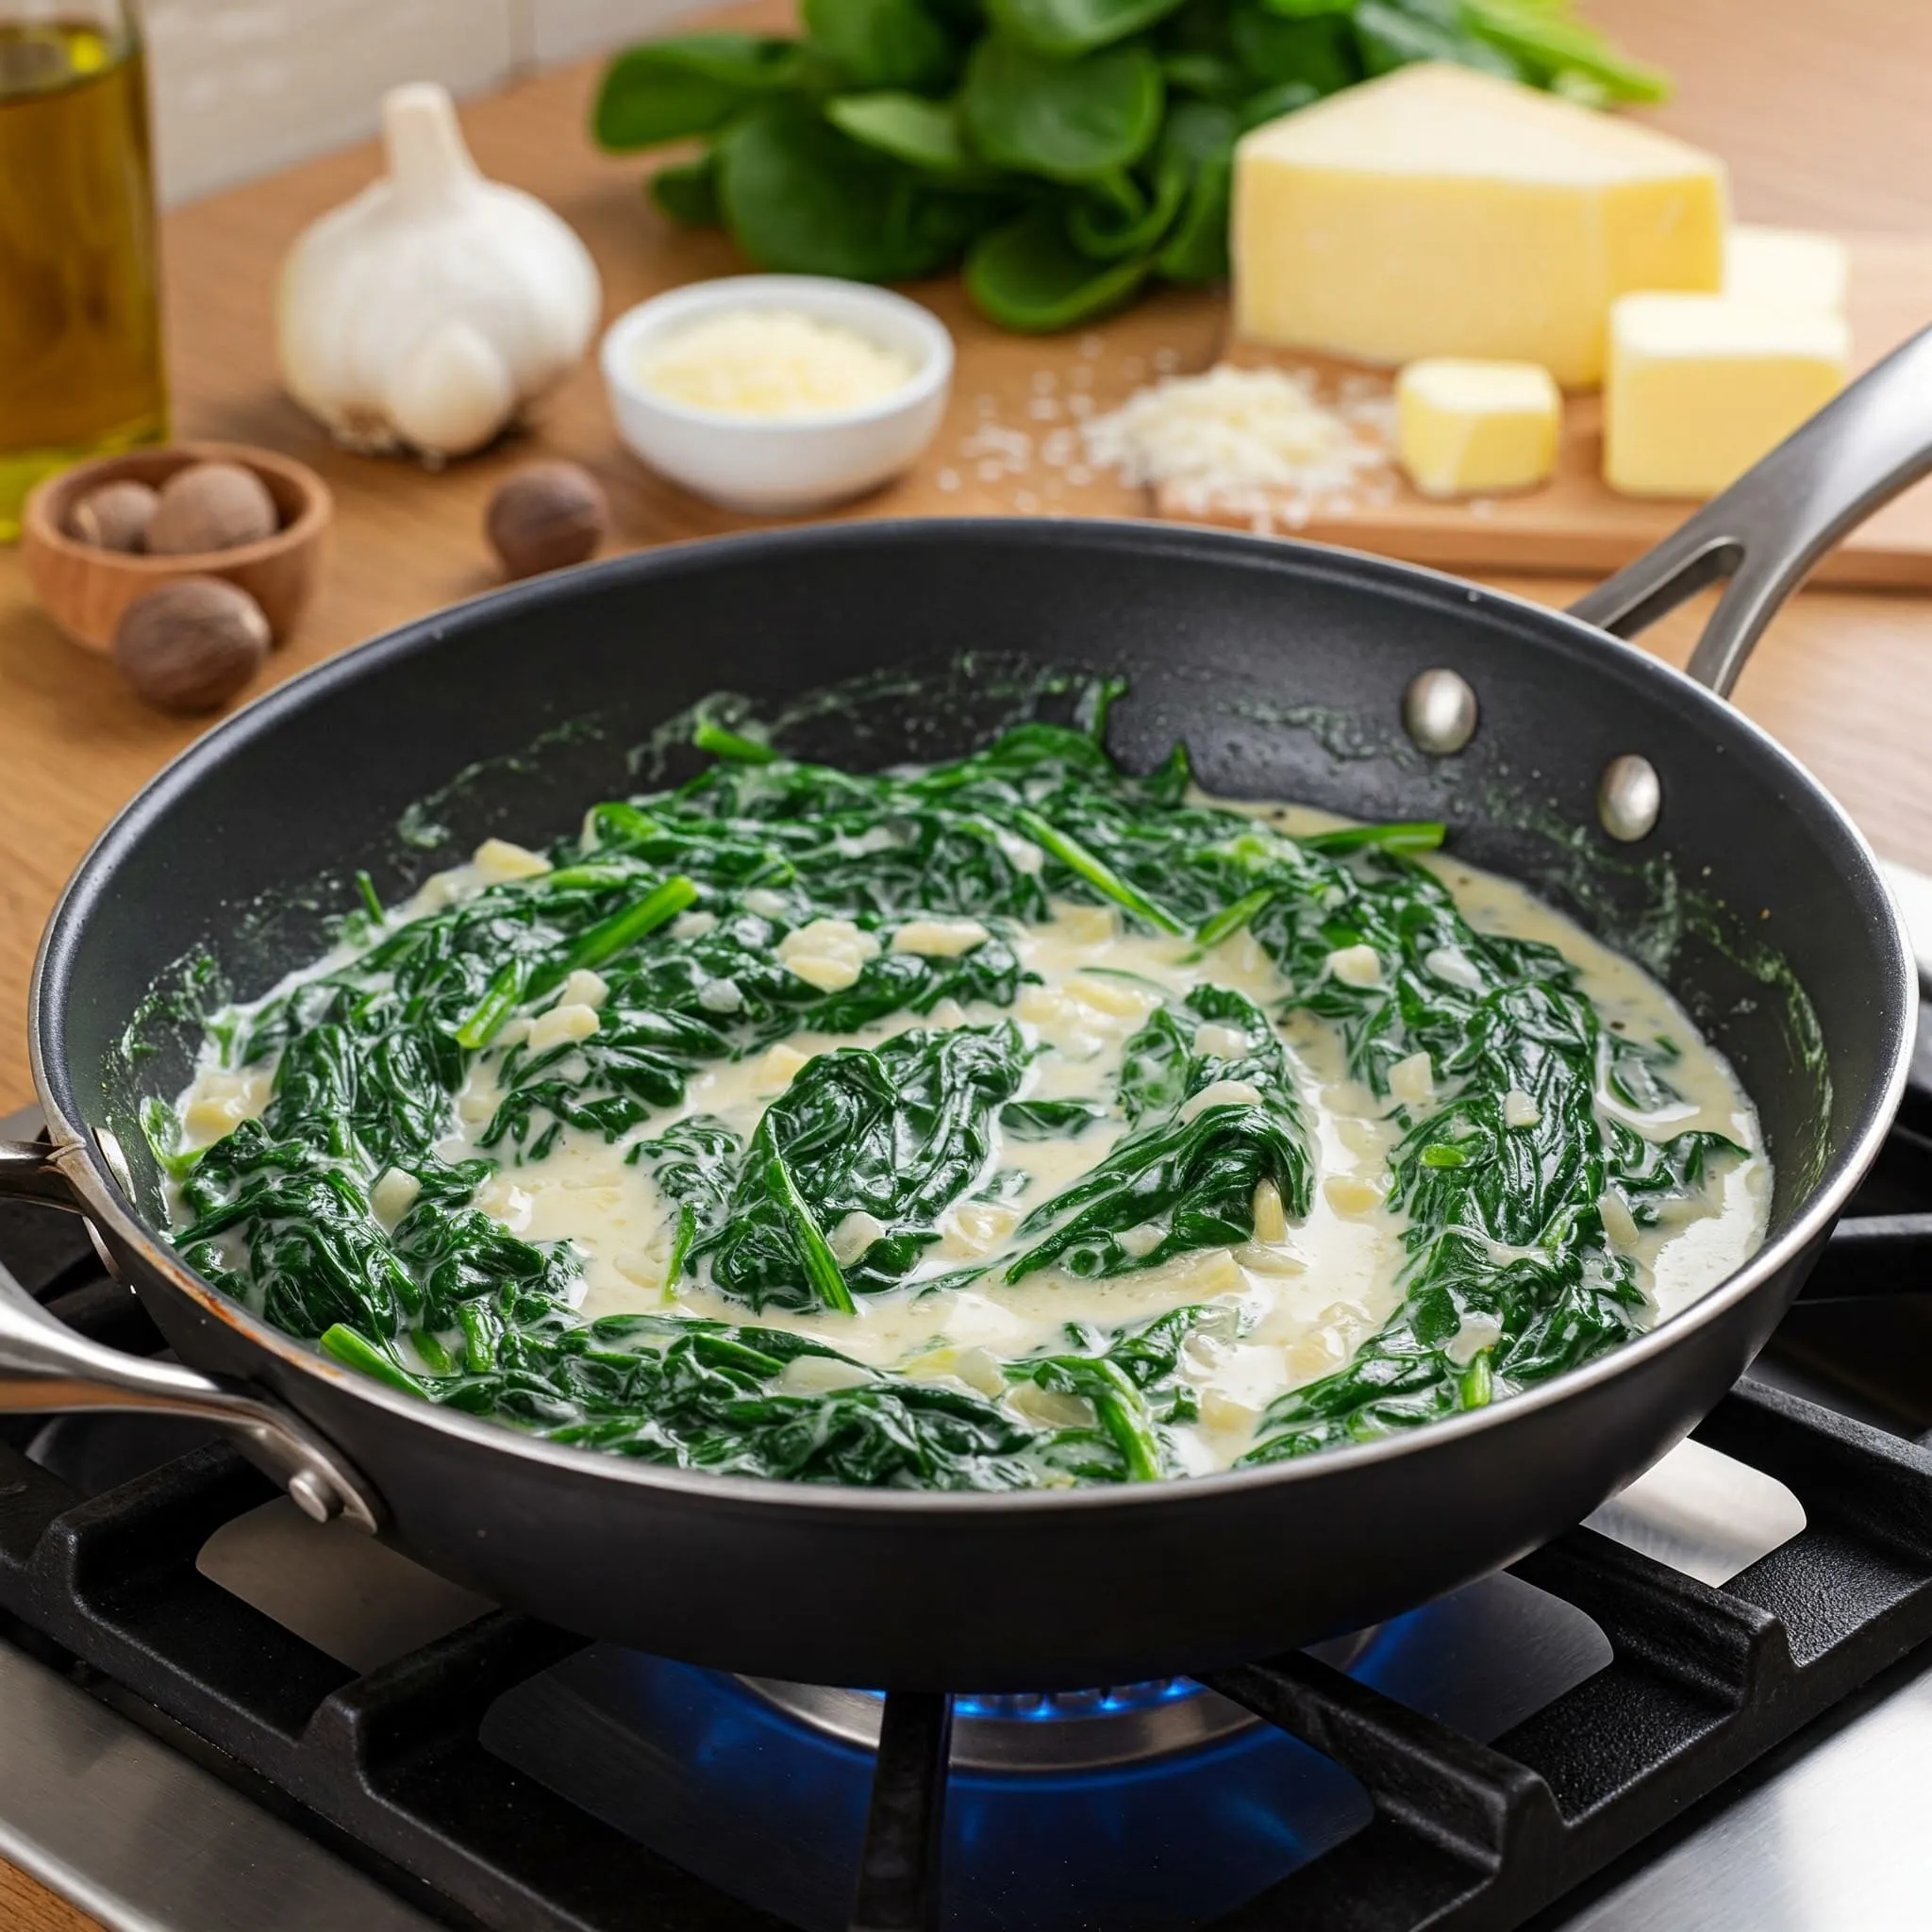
[1604,293,1851,498]
[1396,358,1560,498]
[1233,63,1726,387]
[1724,224,1850,313]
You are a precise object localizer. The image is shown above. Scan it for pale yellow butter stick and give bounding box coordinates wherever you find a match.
[1604,293,1850,499]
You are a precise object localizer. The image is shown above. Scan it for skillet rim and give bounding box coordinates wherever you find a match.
[27,515,1918,1518]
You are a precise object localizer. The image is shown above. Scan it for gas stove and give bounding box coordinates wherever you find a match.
[3,969,1932,1932]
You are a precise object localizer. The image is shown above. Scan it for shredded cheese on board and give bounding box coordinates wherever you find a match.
[1080,362,1396,530]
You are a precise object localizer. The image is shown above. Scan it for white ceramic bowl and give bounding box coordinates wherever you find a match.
[600,275,955,515]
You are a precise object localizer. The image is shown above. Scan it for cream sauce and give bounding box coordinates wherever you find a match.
[175,802,1770,1473]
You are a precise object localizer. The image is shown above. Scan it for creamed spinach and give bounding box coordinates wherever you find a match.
[158,707,1759,1489]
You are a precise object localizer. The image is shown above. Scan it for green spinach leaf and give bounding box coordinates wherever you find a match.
[593,36,807,149]
[962,37,1165,181]
[988,0,1191,59]
[804,0,961,92]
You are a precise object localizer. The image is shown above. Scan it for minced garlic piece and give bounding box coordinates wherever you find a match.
[1390,1051,1435,1108]
[635,308,915,420]
[1194,1023,1251,1059]
[1181,1079,1264,1122]
[1251,1178,1289,1244]
[1599,1190,1641,1251]
[1324,1174,1383,1217]
[1058,904,1117,945]
[891,918,990,958]
[1008,1382,1096,1428]
[1068,974,1158,1019]
[777,917,879,993]
[474,838,550,882]
[1201,1389,1260,1433]
[942,1201,1020,1257]
[1326,943,1383,988]
[829,1210,887,1265]
[755,1042,809,1090]
[779,1355,875,1394]
[181,1068,269,1143]
[558,969,608,1010]
[529,1003,600,1053]
[370,1167,423,1229]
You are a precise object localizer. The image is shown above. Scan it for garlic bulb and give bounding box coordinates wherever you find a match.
[276,83,602,460]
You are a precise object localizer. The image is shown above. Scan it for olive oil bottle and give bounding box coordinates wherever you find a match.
[0,6,166,541]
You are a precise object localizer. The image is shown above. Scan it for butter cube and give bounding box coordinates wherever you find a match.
[1724,224,1849,314]
[1605,294,1851,499]
[1395,359,1560,498]
[1233,63,1725,388]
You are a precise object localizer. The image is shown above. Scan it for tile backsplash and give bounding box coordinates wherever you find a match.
[145,0,710,205]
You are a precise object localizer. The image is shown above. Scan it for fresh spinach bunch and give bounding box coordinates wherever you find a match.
[592,0,1664,330]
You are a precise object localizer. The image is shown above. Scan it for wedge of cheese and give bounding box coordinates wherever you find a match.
[1232,63,1727,388]
[1604,293,1851,498]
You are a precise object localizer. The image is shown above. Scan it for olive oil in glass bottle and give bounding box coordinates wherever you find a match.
[0,2,166,541]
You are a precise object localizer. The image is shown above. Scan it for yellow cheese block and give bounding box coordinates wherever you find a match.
[1395,359,1560,498]
[1232,63,1727,388]
[1724,224,1850,313]
[1604,293,1851,499]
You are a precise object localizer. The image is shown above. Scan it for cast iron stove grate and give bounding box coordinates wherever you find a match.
[3,1057,1932,1932]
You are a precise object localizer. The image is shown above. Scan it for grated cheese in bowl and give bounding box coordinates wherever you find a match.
[1080,363,1395,527]
[633,307,916,419]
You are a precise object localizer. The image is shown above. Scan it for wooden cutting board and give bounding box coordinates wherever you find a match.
[1156,235,1932,587]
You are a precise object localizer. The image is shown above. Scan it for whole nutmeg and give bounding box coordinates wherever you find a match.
[486,461,608,579]
[145,460,280,556]
[113,577,271,713]
[69,478,158,553]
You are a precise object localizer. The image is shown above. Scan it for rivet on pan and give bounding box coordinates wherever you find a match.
[287,1469,342,1524]
[1598,754,1662,842]
[1402,669,1478,756]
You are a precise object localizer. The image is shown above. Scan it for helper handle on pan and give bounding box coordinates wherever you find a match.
[1570,325,1932,697]
[0,1138,382,1532]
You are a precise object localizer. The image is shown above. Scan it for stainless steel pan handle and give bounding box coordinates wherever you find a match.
[1570,325,1932,695]
[0,1136,381,1532]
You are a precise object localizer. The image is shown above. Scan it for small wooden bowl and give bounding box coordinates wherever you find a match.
[22,442,333,653]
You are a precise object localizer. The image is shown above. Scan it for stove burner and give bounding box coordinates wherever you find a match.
[739,1674,1263,1772]
[739,1631,1379,1773]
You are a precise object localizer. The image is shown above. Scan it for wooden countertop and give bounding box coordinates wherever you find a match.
[2,3,1930,1925]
